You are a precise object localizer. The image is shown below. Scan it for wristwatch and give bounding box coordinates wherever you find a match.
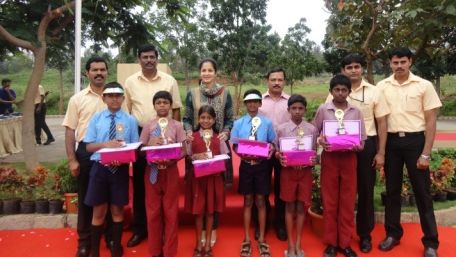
[420,154,431,161]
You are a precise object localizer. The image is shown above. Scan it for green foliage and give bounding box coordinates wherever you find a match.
[441,99,456,116]
[52,160,77,193]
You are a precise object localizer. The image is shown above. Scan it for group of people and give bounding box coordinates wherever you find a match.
[0,78,55,145]
[63,44,441,257]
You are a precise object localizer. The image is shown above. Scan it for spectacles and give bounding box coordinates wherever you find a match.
[348,87,365,103]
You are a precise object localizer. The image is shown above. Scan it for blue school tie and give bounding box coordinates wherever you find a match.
[149,126,162,184]
[107,113,118,174]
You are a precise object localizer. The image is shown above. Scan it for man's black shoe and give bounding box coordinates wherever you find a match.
[127,234,146,247]
[324,245,337,257]
[424,247,438,257]
[359,238,372,253]
[339,247,358,257]
[43,138,55,145]
[378,236,400,251]
[275,226,287,241]
[75,247,90,257]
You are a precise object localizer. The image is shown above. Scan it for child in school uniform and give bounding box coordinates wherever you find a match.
[275,94,318,257]
[313,74,366,257]
[184,105,228,257]
[139,91,186,257]
[231,89,276,257]
[84,82,139,257]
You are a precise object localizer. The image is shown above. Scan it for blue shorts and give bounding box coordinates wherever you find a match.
[237,160,271,196]
[84,162,129,206]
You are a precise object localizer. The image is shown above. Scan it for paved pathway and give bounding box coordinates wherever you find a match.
[0,117,455,164]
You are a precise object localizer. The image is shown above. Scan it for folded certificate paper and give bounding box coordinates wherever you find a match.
[323,120,361,151]
[142,143,182,162]
[279,136,315,166]
[236,139,269,157]
[97,142,142,165]
[192,154,230,178]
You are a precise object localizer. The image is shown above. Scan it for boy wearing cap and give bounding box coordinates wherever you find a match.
[313,74,366,257]
[231,89,276,257]
[84,82,139,257]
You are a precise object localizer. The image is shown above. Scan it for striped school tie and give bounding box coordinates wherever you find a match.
[107,113,118,174]
[149,126,161,184]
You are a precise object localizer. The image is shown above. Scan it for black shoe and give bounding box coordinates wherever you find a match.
[339,247,358,257]
[424,247,438,257]
[36,141,42,145]
[43,138,55,145]
[275,226,287,241]
[127,234,146,247]
[324,245,337,257]
[378,236,400,251]
[254,225,260,240]
[75,247,90,257]
[110,244,124,257]
[359,238,372,253]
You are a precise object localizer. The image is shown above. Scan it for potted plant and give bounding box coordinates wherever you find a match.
[52,160,78,213]
[0,166,23,214]
[439,157,456,200]
[308,168,324,237]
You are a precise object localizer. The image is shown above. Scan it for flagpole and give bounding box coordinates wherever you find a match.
[74,0,82,94]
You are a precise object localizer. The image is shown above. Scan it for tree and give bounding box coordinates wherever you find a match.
[207,0,268,114]
[0,0,183,171]
[47,44,73,114]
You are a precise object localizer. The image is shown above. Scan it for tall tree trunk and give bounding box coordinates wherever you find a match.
[231,71,241,117]
[58,68,64,114]
[366,55,374,84]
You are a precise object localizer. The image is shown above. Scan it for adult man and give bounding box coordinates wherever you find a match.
[0,78,16,115]
[258,67,290,241]
[34,84,55,145]
[62,56,110,257]
[325,54,390,253]
[124,43,182,247]
[377,47,441,257]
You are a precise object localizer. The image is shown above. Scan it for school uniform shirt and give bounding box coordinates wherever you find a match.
[139,117,186,146]
[84,109,139,161]
[275,120,319,150]
[376,72,442,133]
[34,85,46,104]
[325,80,390,136]
[230,113,276,144]
[312,101,367,141]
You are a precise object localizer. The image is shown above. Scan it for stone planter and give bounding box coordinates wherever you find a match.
[433,191,448,202]
[35,199,50,214]
[445,188,456,200]
[20,200,36,214]
[3,198,21,214]
[49,199,63,214]
[308,207,324,238]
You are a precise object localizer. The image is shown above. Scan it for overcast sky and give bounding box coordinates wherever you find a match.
[266,0,330,46]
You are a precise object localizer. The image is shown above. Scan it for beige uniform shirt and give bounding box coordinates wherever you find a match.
[258,91,290,131]
[325,80,390,136]
[377,73,442,132]
[124,70,183,127]
[34,85,46,104]
[62,86,106,142]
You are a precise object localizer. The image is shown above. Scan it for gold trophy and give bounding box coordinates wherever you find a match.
[115,123,125,141]
[335,109,346,135]
[295,126,305,150]
[249,117,262,140]
[158,118,169,144]
[202,130,213,159]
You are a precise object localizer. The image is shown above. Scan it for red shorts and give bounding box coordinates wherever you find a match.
[280,166,313,206]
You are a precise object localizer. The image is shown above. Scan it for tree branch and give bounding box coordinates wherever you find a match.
[38,1,76,43]
[0,25,34,51]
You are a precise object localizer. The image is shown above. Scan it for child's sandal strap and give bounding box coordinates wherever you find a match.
[240,241,252,257]
[258,241,271,257]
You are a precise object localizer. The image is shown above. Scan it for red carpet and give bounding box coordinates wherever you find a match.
[1,224,456,257]
[435,132,456,141]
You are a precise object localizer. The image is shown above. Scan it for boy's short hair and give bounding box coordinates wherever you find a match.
[288,94,307,108]
[1,78,11,85]
[243,89,262,102]
[329,74,352,91]
[341,54,366,68]
[389,47,413,59]
[102,82,124,95]
[153,90,173,105]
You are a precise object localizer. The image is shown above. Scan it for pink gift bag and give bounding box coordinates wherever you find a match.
[142,143,182,162]
[192,154,230,178]
[237,139,269,157]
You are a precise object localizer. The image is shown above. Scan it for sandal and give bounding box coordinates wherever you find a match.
[284,250,296,257]
[193,248,203,257]
[240,240,252,257]
[258,241,271,257]
[204,249,214,257]
[297,249,306,257]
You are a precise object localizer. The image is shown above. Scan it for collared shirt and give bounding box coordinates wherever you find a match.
[230,114,276,144]
[84,109,139,161]
[275,120,319,150]
[34,85,46,104]
[312,101,367,141]
[377,72,442,133]
[139,117,186,145]
[0,87,16,114]
[325,80,390,136]
[62,86,106,142]
[258,91,290,130]
[124,70,183,127]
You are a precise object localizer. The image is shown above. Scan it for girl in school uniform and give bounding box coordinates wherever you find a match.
[185,105,228,257]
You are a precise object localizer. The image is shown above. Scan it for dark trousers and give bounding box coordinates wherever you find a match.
[356,137,377,241]
[131,126,148,236]
[272,156,285,228]
[34,103,54,143]
[384,133,439,248]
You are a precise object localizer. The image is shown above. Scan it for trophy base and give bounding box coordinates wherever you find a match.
[206,151,213,159]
